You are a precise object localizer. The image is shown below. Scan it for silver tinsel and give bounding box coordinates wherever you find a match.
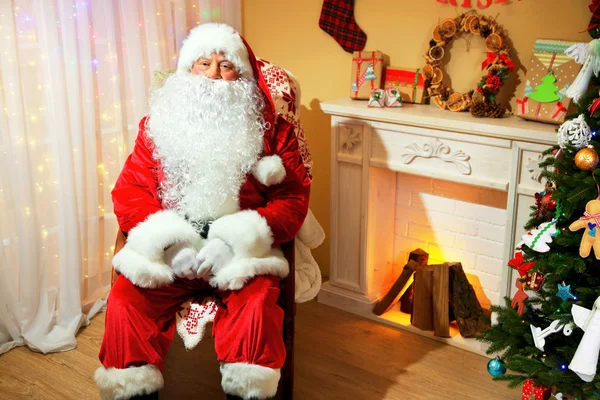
[557,114,592,149]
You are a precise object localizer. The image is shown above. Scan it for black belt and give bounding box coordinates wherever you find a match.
[187,218,214,239]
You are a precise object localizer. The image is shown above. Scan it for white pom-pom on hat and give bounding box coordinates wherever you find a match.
[177,23,253,79]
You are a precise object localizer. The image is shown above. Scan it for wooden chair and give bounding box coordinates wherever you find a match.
[111,230,295,399]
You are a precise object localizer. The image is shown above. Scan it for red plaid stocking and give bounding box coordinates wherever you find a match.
[318,0,367,53]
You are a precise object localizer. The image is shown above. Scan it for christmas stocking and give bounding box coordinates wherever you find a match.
[318,0,367,53]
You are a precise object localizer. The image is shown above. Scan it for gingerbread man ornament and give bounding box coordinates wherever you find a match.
[569,199,600,259]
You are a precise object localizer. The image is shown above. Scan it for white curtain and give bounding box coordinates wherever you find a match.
[0,0,241,355]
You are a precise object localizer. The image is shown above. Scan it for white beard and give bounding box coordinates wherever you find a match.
[147,72,266,221]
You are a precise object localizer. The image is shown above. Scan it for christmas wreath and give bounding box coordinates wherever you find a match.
[423,12,514,118]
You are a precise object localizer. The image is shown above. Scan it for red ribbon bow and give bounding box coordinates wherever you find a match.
[508,252,536,277]
[481,52,498,70]
[499,53,514,71]
[552,102,567,120]
[516,97,529,114]
[589,91,600,116]
[581,211,600,227]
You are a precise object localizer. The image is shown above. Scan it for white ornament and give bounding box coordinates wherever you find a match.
[569,296,600,382]
[566,40,600,103]
[530,320,574,351]
[518,221,558,253]
[557,114,592,150]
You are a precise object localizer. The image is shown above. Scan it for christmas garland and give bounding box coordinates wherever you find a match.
[423,12,514,118]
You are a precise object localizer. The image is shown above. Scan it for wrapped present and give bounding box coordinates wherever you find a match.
[517,39,582,125]
[368,89,385,108]
[350,50,387,100]
[384,66,425,103]
[524,271,545,291]
[385,88,403,107]
[522,378,551,400]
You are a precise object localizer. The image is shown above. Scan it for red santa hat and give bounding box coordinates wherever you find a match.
[177,23,254,80]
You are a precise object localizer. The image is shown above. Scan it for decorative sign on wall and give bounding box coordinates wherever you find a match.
[437,0,518,9]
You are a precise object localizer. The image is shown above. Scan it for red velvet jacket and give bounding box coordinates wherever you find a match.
[110,112,311,290]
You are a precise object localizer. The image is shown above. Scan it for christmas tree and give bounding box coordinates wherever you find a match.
[529,72,560,103]
[477,66,600,399]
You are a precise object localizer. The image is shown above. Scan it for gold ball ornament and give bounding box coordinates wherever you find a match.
[575,145,600,171]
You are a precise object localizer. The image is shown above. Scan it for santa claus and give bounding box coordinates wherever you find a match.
[94,23,311,400]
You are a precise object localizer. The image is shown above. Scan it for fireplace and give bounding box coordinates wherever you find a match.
[317,98,557,355]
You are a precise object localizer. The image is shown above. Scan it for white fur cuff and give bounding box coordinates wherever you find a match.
[252,155,286,186]
[112,210,199,288]
[220,362,281,399]
[112,246,175,288]
[209,248,289,291]
[208,210,273,259]
[126,210,198,261]
[95,364,164,400]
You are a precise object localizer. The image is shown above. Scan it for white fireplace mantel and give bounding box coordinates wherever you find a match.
[317,97,557,356]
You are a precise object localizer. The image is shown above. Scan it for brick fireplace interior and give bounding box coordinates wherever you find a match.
[384,172,509,319]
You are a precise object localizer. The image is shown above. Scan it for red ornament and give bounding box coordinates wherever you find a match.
[524,271,545,291]
[535,182,557,220]
[511,278,528,315]
[507,252,536,277]
[589,90,600,116]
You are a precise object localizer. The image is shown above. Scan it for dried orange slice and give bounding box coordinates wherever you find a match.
[440,18,457,39]
[461,93,472,110]
[422,64,434,80]
[431,67,443,85]
[447,92,465,112]
[432,25,443,42]
[429,46,445,61]
[432,95,447,110]
[470,18,481,35]
[463,15,476,32]
[485,33,503,53]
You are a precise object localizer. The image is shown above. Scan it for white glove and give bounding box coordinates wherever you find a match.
[195,238,234,278]
[164,242,199,280]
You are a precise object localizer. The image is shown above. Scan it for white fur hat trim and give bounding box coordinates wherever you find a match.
[177,23,253,79]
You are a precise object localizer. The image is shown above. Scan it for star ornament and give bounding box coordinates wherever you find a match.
[556,283,577,302]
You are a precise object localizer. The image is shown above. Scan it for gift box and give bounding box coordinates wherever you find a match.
[522,378,551,400]
[516,39,582,125]
[385,88,403,107]
[350,50,387,100]
[383,66,426,104]
[524,271,545,291]
[368,89,385,108]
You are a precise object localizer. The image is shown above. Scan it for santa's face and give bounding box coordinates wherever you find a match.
[191,53,239,81]
[147,71,266,221]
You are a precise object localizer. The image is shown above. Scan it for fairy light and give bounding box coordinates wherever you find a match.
[42,229,48,238]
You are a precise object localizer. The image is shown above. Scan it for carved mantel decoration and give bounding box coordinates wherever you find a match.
[402,138,472,175]
[340,125,361,153]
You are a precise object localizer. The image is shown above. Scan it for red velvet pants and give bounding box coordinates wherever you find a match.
[99,274,286,373]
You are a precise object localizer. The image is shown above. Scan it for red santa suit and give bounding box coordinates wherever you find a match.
[95,23,311,400]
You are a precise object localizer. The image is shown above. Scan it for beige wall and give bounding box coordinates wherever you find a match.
[243,0,591,277]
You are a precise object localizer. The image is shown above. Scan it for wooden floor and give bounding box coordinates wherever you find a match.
[0,300,521,400]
